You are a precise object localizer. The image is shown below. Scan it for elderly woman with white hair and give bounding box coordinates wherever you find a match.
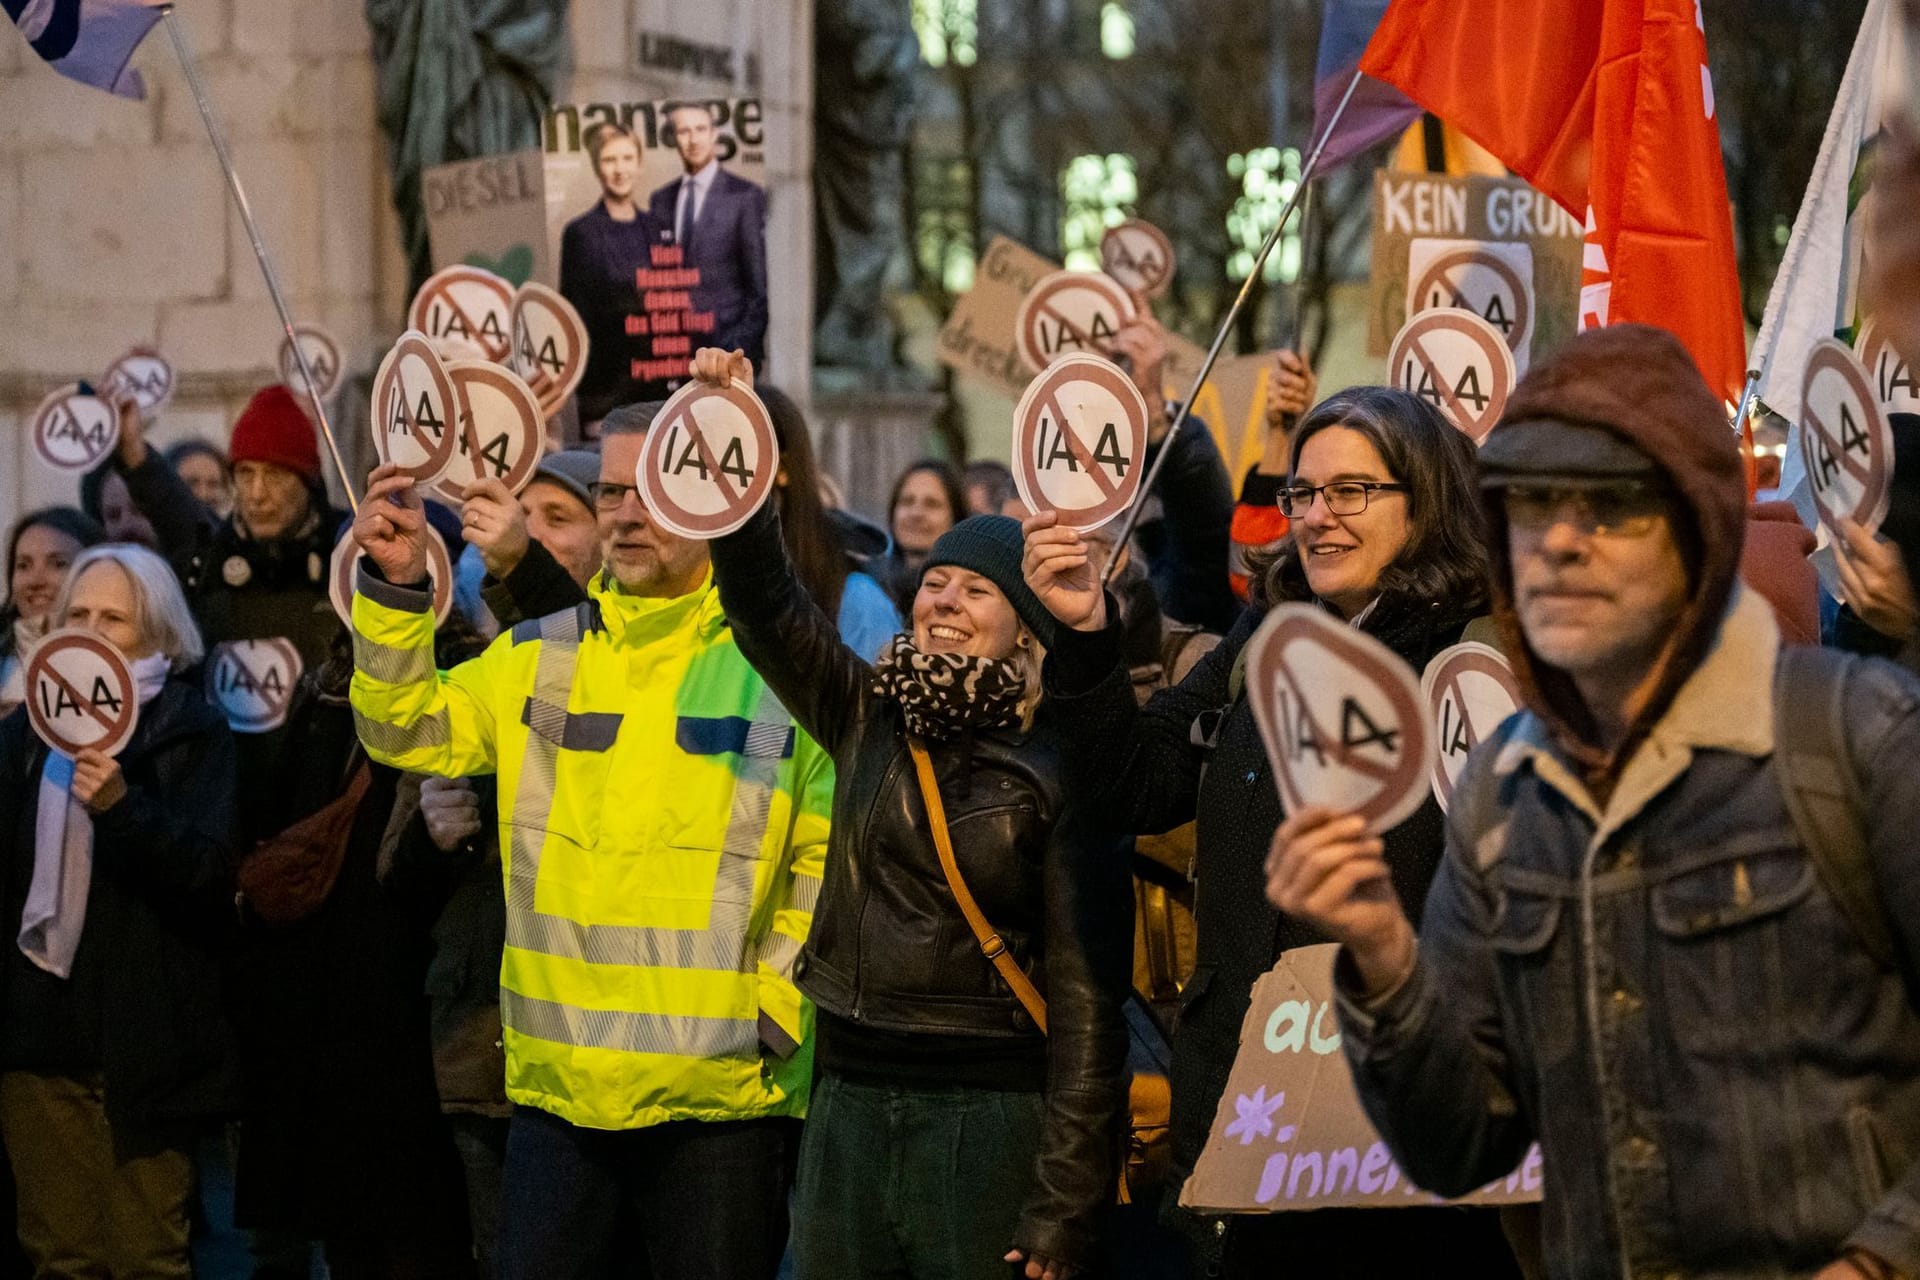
[0,544,240,1279]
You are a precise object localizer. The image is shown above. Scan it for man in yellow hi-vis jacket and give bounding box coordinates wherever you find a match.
[347,404,830,1280]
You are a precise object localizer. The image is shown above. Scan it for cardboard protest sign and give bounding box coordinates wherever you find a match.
[370,332,461,485]
[1387,309,1516,444]
[1180,944,1543,1213]
[511,282,589,419]
[1010,355,1149,532]
[428,362,545,504]
[1101,219,1175,298]
[1855,320,1920,416]
[1800,338,1894,537]
[1243,604,1435,833]
[409,265,516,364]
[1420,642,1522,812]
[1015,271,1136,375]
[635,379,780,539]
[937,236,1058,395]
[30,385,119,473]
[101,350,174,418]
[25,630,140,758]
[937,237,1276,481]
[329,532,454,630]
[1406,241,1533,366]
[280,326,343,401]
[206,638,303,735]
[1369,172,1583,365]
[423,149,550,286]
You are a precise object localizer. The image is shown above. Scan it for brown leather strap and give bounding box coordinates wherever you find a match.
[907,737,1049,1035]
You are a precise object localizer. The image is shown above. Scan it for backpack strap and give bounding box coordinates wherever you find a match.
[1772,645,1900,974]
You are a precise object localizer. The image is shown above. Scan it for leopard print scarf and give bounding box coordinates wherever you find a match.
[871,634,1026,742]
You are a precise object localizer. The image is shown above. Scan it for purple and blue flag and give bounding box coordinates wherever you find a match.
[4,0,164,99]
[1311,0,1421,169]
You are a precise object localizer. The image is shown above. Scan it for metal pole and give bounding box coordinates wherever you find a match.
[1102,69,1364,582]
[1729,369,1760,433]
[160,5,359,513]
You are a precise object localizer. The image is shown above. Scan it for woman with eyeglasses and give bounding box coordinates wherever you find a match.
[1023,387,1522,1278]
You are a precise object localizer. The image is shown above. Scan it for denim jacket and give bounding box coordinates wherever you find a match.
[1336,588,1920,1279]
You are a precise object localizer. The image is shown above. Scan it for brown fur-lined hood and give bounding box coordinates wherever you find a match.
[1478,324,1748,785]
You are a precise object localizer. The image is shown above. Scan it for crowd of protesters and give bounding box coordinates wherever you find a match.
[5,132,1920,1280]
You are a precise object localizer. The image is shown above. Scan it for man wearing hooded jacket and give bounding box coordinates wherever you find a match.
[1268,324,1920,1280]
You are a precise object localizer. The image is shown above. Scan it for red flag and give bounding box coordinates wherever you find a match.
[1361,0,1747,403]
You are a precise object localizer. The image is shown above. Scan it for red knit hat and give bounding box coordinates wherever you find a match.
[229,386,321,483]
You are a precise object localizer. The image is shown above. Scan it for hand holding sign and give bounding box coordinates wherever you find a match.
[330,516,454,629]
[1831,517,1919,643]
[354,464,432,587]
[1020,509,1107,633]
[25,630,140,759]
[635,376,780,539]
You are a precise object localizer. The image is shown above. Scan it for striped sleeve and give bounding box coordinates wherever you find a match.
[349,563,502,777]
[755,728,832,1058]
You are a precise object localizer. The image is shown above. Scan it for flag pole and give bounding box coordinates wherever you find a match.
[1101,69,1364,584]
[158,5,359,513]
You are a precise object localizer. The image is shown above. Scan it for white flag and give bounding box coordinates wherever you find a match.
[1763,0,1909,509]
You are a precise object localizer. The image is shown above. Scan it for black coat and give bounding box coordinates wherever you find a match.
[0,680,241,1133]
[1043,590,1486,1255]
[710,504,1133,1269]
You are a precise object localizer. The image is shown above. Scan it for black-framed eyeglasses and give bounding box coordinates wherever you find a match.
[1501,482,1665,539]
[1277,481,1409,518]
[589,481,638,511]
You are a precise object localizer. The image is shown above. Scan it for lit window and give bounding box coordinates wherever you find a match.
[913,0,977,68]
[1101,2,1135,59]
[914,159,976,296]
[1226,147,1304,283]
[1061,153,1138,271]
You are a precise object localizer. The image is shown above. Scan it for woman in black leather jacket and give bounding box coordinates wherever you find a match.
[693,351,1130,1280]
[1024,388,1523,1279]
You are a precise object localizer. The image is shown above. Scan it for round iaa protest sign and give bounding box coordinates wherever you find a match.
[1100,220,1175,298]
[30,385,120,473]
[1420,642,1522,813]
[409,265,515,363]
[511,282,589,418]
[1015,271,1136,374]
[1800,337,1893,537]
[370,331,461,485]
[1243,604,1434,832]
[1387,309,1516,444]
[328,532,454,629]
[102,350,175,417]
[280,325,344,401]
[635,380,780,539]
[1011,354,1149,532]
[427,361,545,504]
[25,630,139,759]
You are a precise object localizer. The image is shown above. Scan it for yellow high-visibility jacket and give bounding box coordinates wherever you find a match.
[349,565,831,1131]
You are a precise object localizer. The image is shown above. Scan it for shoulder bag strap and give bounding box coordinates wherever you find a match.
[906,735,1049,1035]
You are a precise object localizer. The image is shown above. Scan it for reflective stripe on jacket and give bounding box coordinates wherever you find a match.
[348,564,831,1131]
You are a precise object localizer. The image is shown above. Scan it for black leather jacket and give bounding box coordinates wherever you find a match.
[710,504,1132,1268]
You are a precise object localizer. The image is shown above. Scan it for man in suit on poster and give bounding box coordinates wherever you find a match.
[649,102,770,369]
